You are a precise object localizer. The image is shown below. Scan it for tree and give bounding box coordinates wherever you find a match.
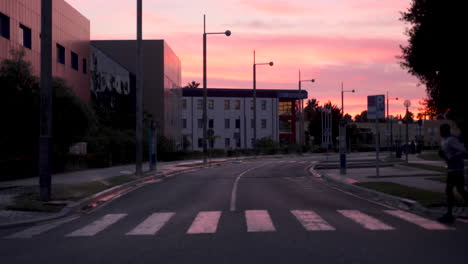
[185,81,200,88]
[354,110,368,122]
[400,0,466,139]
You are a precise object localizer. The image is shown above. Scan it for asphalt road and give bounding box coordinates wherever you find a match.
[1,156,467,264]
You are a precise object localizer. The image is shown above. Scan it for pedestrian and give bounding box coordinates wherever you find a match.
[438,124,468,223]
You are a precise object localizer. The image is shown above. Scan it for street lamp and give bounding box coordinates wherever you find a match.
[403,99,411,162]
[203,15,231,164]
[341,82,355,117]
[386,91,398,152]
[298,70,315,146]
[253,50,273,149]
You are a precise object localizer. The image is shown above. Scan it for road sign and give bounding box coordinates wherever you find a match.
[367,95,385,120]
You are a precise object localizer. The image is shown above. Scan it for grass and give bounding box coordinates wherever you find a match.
[401,162,447,173]
[418,152,443,161]
[355,181,448,207]
[6,174,144,212]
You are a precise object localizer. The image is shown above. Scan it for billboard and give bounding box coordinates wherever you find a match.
[367,95,385,120]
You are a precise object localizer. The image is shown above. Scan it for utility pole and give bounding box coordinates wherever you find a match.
[253,50,257,149]
[202,15,207,163]
[39,0,52,201]
[135,0,143,176]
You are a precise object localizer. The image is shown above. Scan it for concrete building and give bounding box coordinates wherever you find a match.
[91,40,182,148]
[181,88,307,151]
[0,0,90,102]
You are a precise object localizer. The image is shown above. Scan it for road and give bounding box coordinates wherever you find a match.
[1,156,467,263]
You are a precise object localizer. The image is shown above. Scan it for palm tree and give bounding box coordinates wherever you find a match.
[185,81,200,89]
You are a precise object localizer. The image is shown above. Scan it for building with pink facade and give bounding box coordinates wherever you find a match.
[0,0,90,102]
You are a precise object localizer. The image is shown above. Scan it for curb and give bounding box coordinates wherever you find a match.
[0,159,233,229]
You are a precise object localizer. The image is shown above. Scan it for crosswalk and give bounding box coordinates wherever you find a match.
[4,209,453,239]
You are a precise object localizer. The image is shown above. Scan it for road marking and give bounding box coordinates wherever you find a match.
[126,212,175,235]
[245,210,276,232]
[6,216,79,239]
[384,210,452,230]
[187,211,222,234]
[230,163,269,211]
[338,210,394,230]
[291,210,335,231]
[66,213,127,237]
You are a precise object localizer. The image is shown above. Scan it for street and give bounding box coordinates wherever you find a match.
[1,156,467,264]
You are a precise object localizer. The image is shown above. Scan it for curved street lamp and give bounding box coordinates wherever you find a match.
[298,70,315,146]
[252,50,273,148]
[203,15,231,163]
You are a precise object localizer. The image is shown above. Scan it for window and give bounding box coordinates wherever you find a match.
[224,100,230,110]
[82,58,87,74]
[251,119,255,128]
[71,51,79,71]
[19,24,31,49]
[250,100,254,110]
[209,139,214,149]
[279,120,292,133]
[224,119,230,129]
[234,100,240,110]
[236,138,241,148]
[235,119,240,129]
[208,99,214,109]
[197,99,203,110]
[181,99,187,109]
[0,13,10,39]
[261,119,267,129]
[56,44,65,64]
[279,101,292,115]
[198,119,203,129]
[261,100,267,110]
[209,119,214,129]
[182,119,187,129]
[198,138,203,148]
[225,138,231,148]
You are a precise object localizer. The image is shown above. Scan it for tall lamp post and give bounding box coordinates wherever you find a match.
[253,51,273,149]
[203,15,231,164]
[386,91,398,152]
[341,82,355,117]
[403,99,411,162]
[298,70,314,146]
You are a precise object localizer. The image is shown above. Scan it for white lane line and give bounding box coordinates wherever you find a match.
[384,210,453,230]
[66,213,127,237]
[6,216,79,239]
[230,163,269,211]
[338,210,394,230]
[291,210,335,231]
[245,210,276,232]
[126,212,175,235]
[187,211,222,234]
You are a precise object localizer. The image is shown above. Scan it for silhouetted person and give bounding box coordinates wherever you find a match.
[438,124,468,223]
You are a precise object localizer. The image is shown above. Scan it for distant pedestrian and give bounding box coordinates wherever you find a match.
[438,124,468,223]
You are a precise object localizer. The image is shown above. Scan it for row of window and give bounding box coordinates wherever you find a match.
[0,12,87,74]
[182,118,268,129]
[197,137,243,148]
[182,99,268,111]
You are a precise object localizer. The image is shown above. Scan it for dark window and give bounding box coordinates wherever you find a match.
[198,138,203,148]
[181,99,187,109]
[279,120,292,133]
[261,100,267,110]
[71,51,78,70]
[251,119,255,128]
[182,119,187,129]
[82,58,87,74]
[261,119,267,129]
[19,24,31,49]
[197,99,203,110]
[198,119,203,129]
[208,100,214,109]
[225,138,230,148]
[0,13,10,39]
[235,119,240,129]
[209,119,214,129]
[56,44,65,64]
[209,139,214,148]
[224,119,230,129]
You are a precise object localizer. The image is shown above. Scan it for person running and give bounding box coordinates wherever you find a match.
[438,124,468,223]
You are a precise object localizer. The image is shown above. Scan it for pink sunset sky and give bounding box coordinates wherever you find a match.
[67,0,424,118]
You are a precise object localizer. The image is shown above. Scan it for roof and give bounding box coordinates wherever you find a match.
[182,88,307,99]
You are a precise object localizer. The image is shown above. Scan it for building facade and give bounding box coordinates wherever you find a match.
[181,88,307,151]
[0,0,90,102]
[91,40,182,148]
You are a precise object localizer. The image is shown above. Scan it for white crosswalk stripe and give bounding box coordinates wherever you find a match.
[245,210,276,232]
[291,210,335,231]
[126,212,175,235]
[6,216,79,239]
[384,210,452,230]
[338,210,394,230]
[66,213,127,237]
[187,211,222,234]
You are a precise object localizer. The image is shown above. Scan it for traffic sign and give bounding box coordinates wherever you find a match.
[367,95,385,120]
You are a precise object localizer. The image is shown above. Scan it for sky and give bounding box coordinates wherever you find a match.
[67,0,423,118]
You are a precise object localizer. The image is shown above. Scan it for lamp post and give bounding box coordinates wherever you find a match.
[386,91,398,152]
[403,99,411,162]
[341,82,355,117]
[253,50,273,149]
[203,15,231,164]
[298,70,314,146]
